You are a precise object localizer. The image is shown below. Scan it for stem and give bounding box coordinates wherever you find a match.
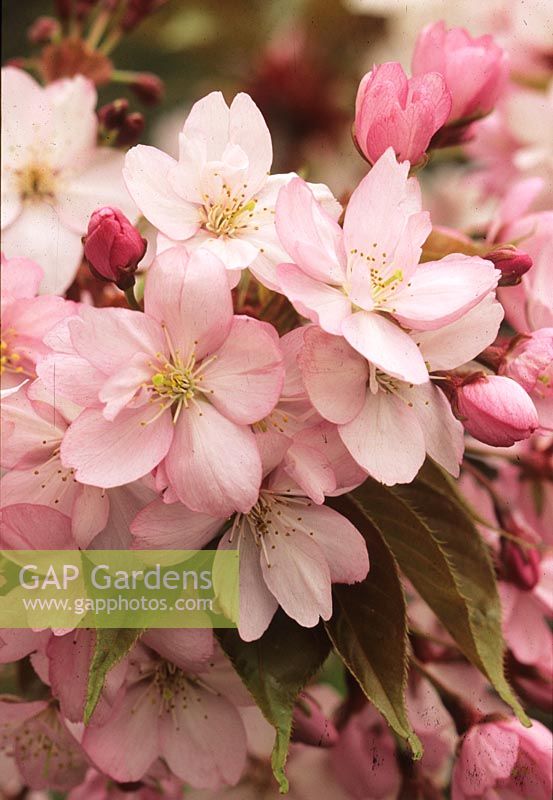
[110,68,140,84]
[99,29,122,55]
[86,9,111,49]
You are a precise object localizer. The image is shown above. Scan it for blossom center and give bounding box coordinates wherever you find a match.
[199,196,257,238]
[16,162,58,202]
[348,246,404,304]
[0,329,33,377]
[142,327,216,426]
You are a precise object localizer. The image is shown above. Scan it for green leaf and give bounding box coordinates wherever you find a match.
[325,496,423,759]
[84,629,143,723]
[353,461,529,726]
[217,612,331,793]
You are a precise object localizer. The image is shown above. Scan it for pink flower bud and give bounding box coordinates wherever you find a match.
[98,99,145,147]
[452,718,552,799]
[27,16,60,45]
[291,692,338,748]
[455,374,539,446]
[130,72,165,106]
[501,539,541,590]
[486,245,533,286]
[83,207,146,290]
[353,62,451,166]
[412,21,509,123]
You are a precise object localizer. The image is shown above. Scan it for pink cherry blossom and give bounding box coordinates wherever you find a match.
[354,62,451,165]
[451,717,552,800]
[412,21,508,122]
[1,255,75,390]
[296,300,507,483]
[1,68,136,294]
[0,698,87,791]
[499,329,553,431]
[276,148,500,384]
[38,246,284,516]
[0,383,158,548]
[81,641,248,789]
[330,704,402,800]
[123,91,340,290]
[131,479,369,641]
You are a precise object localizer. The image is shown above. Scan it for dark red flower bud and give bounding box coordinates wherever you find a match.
[485,244,533,286]
[27,16,61,45]
[120,0,168,32]
[501,539,541,591]
[130,72,164,106]
[55,0,73,20]
[290,692,338,748]
[98,99,145,147]
[83,207,146,290]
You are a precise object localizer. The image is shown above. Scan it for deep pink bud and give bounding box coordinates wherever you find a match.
[27,16,61,45]
[98,99,145,147]
[455,374,539,446]
[412,21,509,122]
[290,692,338,748]
[353,62,451,166]
[486,245,533,286]
[501,539,541,590]
[83,207,146,290]
[130,72,165,106]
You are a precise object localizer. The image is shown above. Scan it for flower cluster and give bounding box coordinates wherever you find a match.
[1,3,551,798]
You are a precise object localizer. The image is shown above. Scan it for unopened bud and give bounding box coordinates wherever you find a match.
[486,245,533,286]
[130,72,164,105]
[98,99,145,147]
[27,16,61,45]
[501,539,541,590]
[454,373,539,446]
[291,692,338,748]
[83,207,146,290]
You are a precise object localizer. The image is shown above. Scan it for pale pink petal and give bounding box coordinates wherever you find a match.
[216,526,279,641]
[280,502,369,584]
[91,480,158,549]
[57,149,137,234]
[201,316,283,424]
[416,295,504,371]
[45,75,97,168]
[391,255,500,331]
[341,311,429,384]
[15,709,86,790]
[275,178,346,283]
[229,93,272,196]
[60,406,173,487]
[0,503,74,549]
[280,434,336,504]
[277,264,352,335]
[339,390,426,485]
[455,724,519,795]
[0,629,49,663]
[37,353,105,408]
[261,527,332,627]
[159,683,247,788]
[398,382,464,477]
[145,246,233,360]
[1,68,52,166]
[131,498,223,549]
[82,684,159,781]
[343,149,424,277]
[299,326,368,424]
[142,628,214,672]
[70,306,165,376]
[1,256,43,299]
[164,401,261,516]
[0,389,64,469]
[123,145,200,240]
[47,629,95,722]
[182,91,231,161]
[2,204,83,295]
[98,352,153,421]
[189,232,259,270]
[71,484,110,548]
